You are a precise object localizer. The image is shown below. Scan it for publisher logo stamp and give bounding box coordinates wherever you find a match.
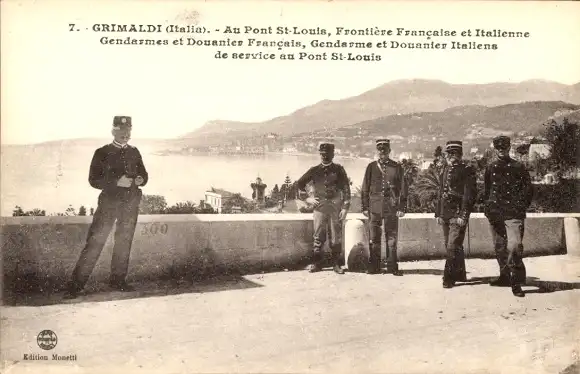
[37,330,57,350]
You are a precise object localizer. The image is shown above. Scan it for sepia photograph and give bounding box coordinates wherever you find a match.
[1,1,579,373]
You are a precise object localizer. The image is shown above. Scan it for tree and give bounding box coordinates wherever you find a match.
[13,206,46,216]
[542,117,579,177]
[78,206,87,216]
[165,201,197,214]
[401,158,419,186]
[65,205,76,216]
[409,168,441,212]
[222,193,256,213]
[12,206,25,216]
[139,194,168,214]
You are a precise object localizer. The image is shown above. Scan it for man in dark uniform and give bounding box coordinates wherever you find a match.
[296,142,351,274]
[483,135,533,298]
[63,116,148,299]
[435,141,478,288]
[361,139,407,275]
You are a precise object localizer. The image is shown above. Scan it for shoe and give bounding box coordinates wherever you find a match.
[512,286,525,297]
[333,265,345,275]
[307,264,322,273]
[386,268,403,276]
[443,281,455,289]
[489,276,511,287]
[366,267,380,275]
[110,281,135,292]
[62,289,79,299]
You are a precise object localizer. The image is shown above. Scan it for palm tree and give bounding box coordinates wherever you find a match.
[409,168,441,212]
[401,158,420,186]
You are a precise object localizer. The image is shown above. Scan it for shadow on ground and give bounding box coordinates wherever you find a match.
[3,273,264,307]
[560,361,580,374]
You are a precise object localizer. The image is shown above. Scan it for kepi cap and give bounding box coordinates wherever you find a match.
[376,138,390,147]
[318,142,335,153]
[445,140,463,152]
[492,135,511,149]
[113,116,132,129]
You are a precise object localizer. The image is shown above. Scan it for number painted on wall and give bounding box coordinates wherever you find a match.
[140,223,169,235]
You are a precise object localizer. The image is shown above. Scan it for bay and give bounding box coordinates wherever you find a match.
[1,141,371,216]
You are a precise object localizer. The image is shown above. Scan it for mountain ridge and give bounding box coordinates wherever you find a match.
[179,79,580,146]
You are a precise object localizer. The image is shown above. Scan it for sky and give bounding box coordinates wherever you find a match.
[2,0,580,145]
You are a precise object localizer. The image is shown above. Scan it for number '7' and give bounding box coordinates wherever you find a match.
[69,24,76,31]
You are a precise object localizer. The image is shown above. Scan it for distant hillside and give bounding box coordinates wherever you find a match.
[178,79,580,146]
[337,101,580,139]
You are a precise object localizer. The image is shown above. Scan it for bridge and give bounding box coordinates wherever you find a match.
[1,213,579,373]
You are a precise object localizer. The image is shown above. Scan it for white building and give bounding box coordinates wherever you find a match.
[528,143,551,161]
[204,191,223,213]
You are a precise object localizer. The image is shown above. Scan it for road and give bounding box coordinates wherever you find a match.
[2,255,579,374]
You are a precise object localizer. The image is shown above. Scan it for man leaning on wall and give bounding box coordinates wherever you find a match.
[63,115,148,299]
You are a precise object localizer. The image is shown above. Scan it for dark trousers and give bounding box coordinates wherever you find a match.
[70,190,142,290]
[369,213,399,272]
[488,218,526,286]
[442,220,467,283]
[312,198,343,266]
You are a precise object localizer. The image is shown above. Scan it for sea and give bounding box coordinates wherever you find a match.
[0,141,370,217]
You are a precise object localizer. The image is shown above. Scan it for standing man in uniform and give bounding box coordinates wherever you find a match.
[435,141,478,288]
[296,142,351,274]
[361,139,407,276]
[483,135,533,298]
[63,116,148,299]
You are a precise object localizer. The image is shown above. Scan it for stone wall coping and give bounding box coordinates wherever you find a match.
[1,212,579,225]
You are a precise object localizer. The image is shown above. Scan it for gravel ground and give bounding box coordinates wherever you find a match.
[2,255,579,374]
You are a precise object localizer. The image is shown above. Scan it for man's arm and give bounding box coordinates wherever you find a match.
[483,165,491,202]
[135,148,149,187]
[434,167,444,218]
[521,164,534,209]
[461,165,478,220]
[361,163,372,212]
[398,164,408,212]
[88,149,116,190]
[295,167,314,198]
[338,165,351,210]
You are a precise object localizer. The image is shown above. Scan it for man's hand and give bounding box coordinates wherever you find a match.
[396,211,405,218]
[305,197,320,207]
[362,210,369,217]
[134,176,144,186]
[339,209,348,221]
[436,217,444,225]
[456,218,466,226]
[116,175,133,188]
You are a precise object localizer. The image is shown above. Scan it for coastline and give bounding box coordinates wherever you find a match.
[153,149,375,163]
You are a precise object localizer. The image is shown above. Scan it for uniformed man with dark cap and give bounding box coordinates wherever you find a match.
[296,142,351,274]
[63,116,148,299]
[435,140,478,288]
[361,138,408,275]
[483,135,534,298]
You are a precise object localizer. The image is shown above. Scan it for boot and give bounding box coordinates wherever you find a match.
[512,285,525,297]
[386,263,402,276]
[110,280,135,292]
[308,263,322,273]
[489,274,511,287]
[62,282,82,300]
[443,280,455,289]
[333,265,345,274]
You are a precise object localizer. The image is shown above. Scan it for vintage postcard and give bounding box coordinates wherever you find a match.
[1,0,579,373]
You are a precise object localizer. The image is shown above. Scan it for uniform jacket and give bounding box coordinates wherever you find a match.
[296,162,351,210]
[361,159,408,215]
[483,157,533,220]
[89,143,149,196]
[435,161,477,221]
